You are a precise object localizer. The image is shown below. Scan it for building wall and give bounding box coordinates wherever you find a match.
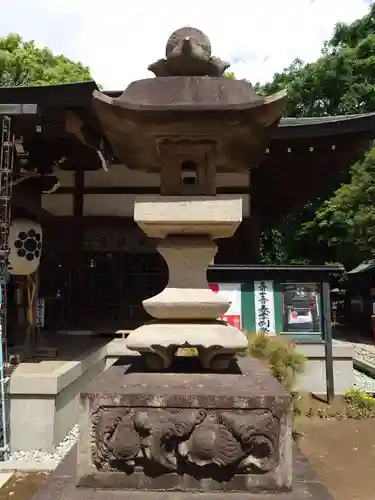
[38,165,261,329]
[84,167,249,189]
[41,166,250,217]
[39,216,257,330]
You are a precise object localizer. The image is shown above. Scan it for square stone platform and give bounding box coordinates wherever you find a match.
[29,357,334,500]
[77,357,292,492]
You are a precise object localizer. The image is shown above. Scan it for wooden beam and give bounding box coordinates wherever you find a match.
[54,185,250,195]
[70,168,84,325]
[0,81,98,107]
[12,178,53,217]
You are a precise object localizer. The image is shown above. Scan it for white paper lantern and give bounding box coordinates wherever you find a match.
[8,219,43,276]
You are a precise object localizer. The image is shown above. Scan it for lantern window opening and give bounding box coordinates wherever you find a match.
[180,160,198,186]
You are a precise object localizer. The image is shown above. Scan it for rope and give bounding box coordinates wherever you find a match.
[19,275,36,334]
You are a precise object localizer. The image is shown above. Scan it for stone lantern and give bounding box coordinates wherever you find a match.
[92,26,287,371]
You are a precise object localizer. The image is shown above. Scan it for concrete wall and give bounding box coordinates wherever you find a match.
[9,342,117,452]
[295,341,353,395]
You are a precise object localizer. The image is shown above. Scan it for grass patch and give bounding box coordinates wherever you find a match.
[300,389,375,420]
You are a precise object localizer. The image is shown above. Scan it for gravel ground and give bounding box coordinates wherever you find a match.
[353,369,375,393]
[7,424,79,465]
[350,343,375,393]
[354,344,375,364]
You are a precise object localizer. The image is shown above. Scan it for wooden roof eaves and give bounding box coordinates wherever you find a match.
[275,112,375,139]
[0,81,99,108]
[1,82,375,141]
[102,92,375,139]
[209,264,344,274]
[207,264,345,283]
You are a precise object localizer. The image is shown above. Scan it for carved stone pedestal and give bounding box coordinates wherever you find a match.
[77,357,293,493]
[30,359,334,500]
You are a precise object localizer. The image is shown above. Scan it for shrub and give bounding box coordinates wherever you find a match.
[244,333,306,392]
[180,333,306,426]
[181,333,306,393]
[343,388,375,418]
[244,333,306,426]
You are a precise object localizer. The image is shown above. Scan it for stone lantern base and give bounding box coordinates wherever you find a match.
[30,359,333,500]
[77,357,293,493]
[126,322,248,371]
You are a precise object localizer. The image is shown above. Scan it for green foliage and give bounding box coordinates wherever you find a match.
[245,333,306,391]
[343,388,375,418]
[343,388,375,407]
[245,333,306,425]
[257,4,375,268]
[343,389,375,418]
[261,4,375,117]
[304,388,375,420]
[180,334,306,425]
[260,229,288,265]
[302,148,375,266]
[180,333,306,393]
[0,33,92,87]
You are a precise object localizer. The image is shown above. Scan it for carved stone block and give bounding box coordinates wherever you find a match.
[77,358,292,492]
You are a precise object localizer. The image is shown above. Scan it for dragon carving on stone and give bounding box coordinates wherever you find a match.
[92,407,279,474]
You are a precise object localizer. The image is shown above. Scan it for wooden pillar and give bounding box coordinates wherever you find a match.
[248,166,261,264]
[322,281,335,403]
[70,168,84,326]
[247,214,261,264]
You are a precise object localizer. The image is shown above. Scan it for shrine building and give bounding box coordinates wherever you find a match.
[0,81,372,453]
[1,82,374,334]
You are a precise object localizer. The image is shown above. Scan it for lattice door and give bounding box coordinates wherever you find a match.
[39,221,73,329]
[82,225,167,329]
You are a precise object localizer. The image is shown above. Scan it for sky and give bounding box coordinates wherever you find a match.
[0,0,373,90]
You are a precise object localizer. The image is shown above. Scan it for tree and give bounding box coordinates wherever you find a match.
[260,4,375,117]
[0,33,92,87]
[257,3,375,268]
[301,148,375,267]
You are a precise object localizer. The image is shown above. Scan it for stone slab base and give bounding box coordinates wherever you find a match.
[126,322,248,370]
[77,358,292,492]
[30,444,334,500]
